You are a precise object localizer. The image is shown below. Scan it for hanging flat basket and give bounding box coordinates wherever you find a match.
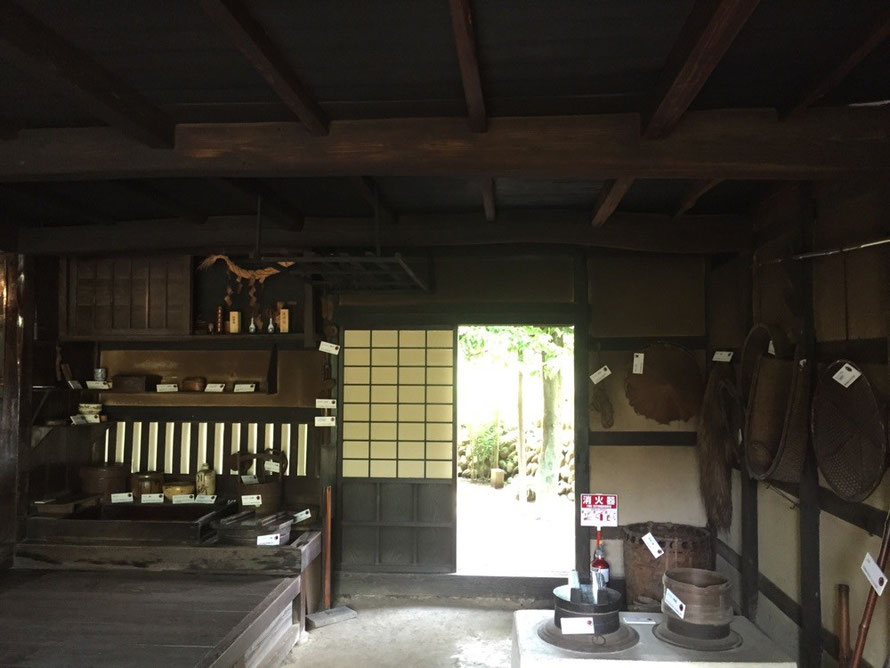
[625,344,703,424]
[739,323,792,409]
[812,360,888,502]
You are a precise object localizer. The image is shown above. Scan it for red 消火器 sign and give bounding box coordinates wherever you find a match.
[580,493,618,527]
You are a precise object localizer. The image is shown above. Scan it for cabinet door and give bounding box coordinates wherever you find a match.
[63,256,191,337]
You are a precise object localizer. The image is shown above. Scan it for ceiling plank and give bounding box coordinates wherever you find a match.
[783,8,890,117]
[448,0,487,132]
[481,178,496,222]
[18,211,750,256]
[351,177,395,225]
[1,109,889,181]
[210,178,305,231]
[642,0,760,139]
[116,181,208,225]
[198,0,328,136]
[672,178,723,220]
[591,178,634,226]
[0,184,114,226]
[0,3,174,148]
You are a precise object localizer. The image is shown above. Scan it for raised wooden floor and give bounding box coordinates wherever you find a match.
[0,570,302,667]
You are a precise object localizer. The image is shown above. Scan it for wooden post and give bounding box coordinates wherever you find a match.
[0,254,34,568]
[573,252,591,574]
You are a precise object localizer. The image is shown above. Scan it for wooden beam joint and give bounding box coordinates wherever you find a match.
[591,178,633,227]
[448,0,487,132]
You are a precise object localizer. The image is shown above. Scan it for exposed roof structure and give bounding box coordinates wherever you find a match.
[1,0,889,254]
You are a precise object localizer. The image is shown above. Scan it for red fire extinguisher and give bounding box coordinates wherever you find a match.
[591,528,610,583]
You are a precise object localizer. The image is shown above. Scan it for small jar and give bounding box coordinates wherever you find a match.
[195,463,216,496]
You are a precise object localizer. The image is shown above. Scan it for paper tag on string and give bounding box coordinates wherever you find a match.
[767,340,776,355]
[257,533,281,546]
[319,341,340,355]
[832,363,861,388]
[561,617,596,634]
[632,353,644,375]
[642,532,664,558]
[590,366,611,384]
[663,588,686,619]
[862,553,887,596]
[712,351,734,362]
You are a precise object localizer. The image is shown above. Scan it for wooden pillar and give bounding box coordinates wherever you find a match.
[0,254,34,568]
[573,251,591,574]
[797,188,822,667]
[739,249,759,619]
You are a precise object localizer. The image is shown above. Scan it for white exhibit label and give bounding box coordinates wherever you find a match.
[264,460,281,474]
[110,492,133,503]
[66,380,83,389]
[85,381,111,390]
[590,366,611,384]
[632,353,644,375]
[561,617,596,635]
[664,588,686,619]
[156,384,179,393]
[240,474,258,484]
[172,494,194,504]
[319,341,340,355]
[642,532,664,558]
[194,494,217,504]
[233,383,256,393]
[768,340,776,355]
[861,553,887,596]
[580,493,618,527]
[241,494,262,507]
[204,383,225,393]
[833,363,862,388]
[293,509,312,523]
[141,493,164,504]
[257,533,281,546]
[712,350,734,362]
[315,398,337,409]
[315,415,336,427]
[623,614,658,625]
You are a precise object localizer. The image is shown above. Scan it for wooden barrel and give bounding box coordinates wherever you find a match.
[622,522,712,606]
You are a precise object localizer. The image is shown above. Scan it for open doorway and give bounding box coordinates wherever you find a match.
[456,326,575,576]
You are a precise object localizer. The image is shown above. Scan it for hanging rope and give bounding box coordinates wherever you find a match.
[197,254,294,283]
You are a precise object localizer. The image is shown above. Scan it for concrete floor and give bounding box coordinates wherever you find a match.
[281,596,539,668]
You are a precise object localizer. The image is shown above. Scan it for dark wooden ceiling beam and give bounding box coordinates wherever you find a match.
[642,0,760,139]
[1,109,888,181]
[210,178,305,231]
[351,177,395,225]
[17,211,750,256]
[116,181,208,225]
[197,0,328,136]
[783,8,890,117]
[448,0,487,132]
[0,3,174,148]
[480,178,496,222]
[0,184,113,226]
[591,178,634,226]
[673,178,723,220]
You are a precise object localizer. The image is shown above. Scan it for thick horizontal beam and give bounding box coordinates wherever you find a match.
[197,0,328,135]
[17,211,749,256]
[2,109,889,181]
[0,3,173,148]
[643,0,760,139]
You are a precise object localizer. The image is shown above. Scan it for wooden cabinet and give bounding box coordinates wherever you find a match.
[61,256,192,338]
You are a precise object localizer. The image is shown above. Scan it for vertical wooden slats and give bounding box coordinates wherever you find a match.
[147,421,159,472]
[163,422,175,474]
[130,421,142,474]
[114,422,126,466]
[213,422,226,474]
[296,423,308,476]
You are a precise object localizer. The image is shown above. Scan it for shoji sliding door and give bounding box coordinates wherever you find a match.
[339,329,456,572]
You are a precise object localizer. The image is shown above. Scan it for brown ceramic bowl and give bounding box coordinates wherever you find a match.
[130,472,164,500]
[162,482,195,501]
[182,377,207,392]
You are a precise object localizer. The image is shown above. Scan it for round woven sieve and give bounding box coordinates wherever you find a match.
[811,360,888,502]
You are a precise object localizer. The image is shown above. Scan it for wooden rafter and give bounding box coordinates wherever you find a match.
[591,178,634,226]
[448,0,487,132]
[480,178,496,222]
[198,0,328,136]
[0,3,174,148]
[116,181,208,225]
[351,177,395,225]
[784,8,890,117]
[0,184,113,226]
[642,0,760,139]
[1,109,889,181]
[673,178,723,220]
[18,211,750,256]
[211,178,305,232]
